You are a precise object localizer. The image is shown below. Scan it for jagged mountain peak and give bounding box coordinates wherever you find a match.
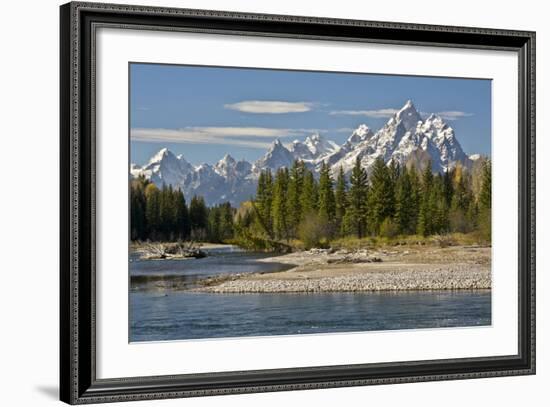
[393,99,423,131]
[290,138,314,160]
[306,132,329,145]
[347,124,373,145]
[425,112,438,121]
[131,100,476,206]
[148,147,172,164]
[328,102,470,175]
[148,148,193,168]
[423,113,447,129]
[290,133,338,161]
[255,138,294,171]
[306,133,338,156]
[219,153,236,164]
[306,133,321,142]
[214,154,240,178]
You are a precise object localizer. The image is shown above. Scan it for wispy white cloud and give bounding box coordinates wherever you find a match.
[434,111,474,121]
[224,100,315,114]
[334,127,356,133]
[131,126,317,149]
[329,108,399,118]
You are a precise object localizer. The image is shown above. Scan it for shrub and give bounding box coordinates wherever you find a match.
[431,234,455,248]
[449,209,471,233]
[380,217,398,239]
[477,207,491,242]
[298,212,331,250]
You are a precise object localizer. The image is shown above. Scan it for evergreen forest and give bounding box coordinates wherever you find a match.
[130,157,491,250]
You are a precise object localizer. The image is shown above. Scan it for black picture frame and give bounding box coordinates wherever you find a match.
[60,1,536,404]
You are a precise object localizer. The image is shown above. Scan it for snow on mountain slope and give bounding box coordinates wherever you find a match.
[213,154,256,204]
[320,125,374,171]
[253,139,295,173]
[130,148,195,187]
[329,100,471,174]
[306,133,338,157]
[130,100,476,206]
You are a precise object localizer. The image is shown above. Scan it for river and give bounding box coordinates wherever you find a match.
[130,245,491,342]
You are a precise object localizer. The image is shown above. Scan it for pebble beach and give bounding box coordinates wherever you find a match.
[194,245,491,293]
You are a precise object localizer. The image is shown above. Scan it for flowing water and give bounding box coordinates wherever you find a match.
[129,246,491,342]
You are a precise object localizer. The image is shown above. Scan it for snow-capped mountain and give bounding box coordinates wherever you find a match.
[130,100,475,206]
[290,133,339,161]
[214,154,252,179]
[325,100,471,174]
[321,124,375,171]
[252,139,295,173]
[130,148,194,186]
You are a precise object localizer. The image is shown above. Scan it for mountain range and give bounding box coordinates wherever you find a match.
[130,100,479,206]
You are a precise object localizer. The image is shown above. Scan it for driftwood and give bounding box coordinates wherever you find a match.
[327,256,382,264]
[140,241,206,260]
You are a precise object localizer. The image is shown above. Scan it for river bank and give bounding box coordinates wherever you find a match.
[130,241,231,260]
[194,245,491,293]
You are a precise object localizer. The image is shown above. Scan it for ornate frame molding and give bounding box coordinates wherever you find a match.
[60,2,535,404]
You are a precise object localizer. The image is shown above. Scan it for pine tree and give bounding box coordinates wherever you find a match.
[478,159,491,240]
[431,174,449,233]
[334,166,348,236]
[394,167,414,234]
[479,159,491,211]
[286,160,305,238]
[174,189,190,239]
[367,157,395,234]
[255,169,273,236]
[407,164,420,234]
[467,199,479,230]
[189,195,208,239]
[448,164,473,233]
[272,168,290,240]
[451,165,471,213]
[318,161,336,223]
[443,167,455,208]
[144,183,160,240]
[130,178,147,240]
[159,184,177,240]
[219,202,234,241]
[207,206,221,242]
[346,157,369,238]
[417,161,434,236]
[300,169,318,218]
[388,159,401,187]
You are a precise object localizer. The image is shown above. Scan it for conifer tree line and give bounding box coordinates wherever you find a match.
[130,176,234,242]
[238,157,491,248]
[131,157,491,247]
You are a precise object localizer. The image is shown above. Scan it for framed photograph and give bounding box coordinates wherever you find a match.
[60,1,535,404]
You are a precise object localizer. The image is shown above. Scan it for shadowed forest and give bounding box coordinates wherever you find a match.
[130,157,491,250]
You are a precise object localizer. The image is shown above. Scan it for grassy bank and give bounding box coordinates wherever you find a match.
[228,231,489,253]
[131,231,489,257]
[331,232,490,250]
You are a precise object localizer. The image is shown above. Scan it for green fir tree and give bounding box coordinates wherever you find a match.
[345,157,369,238]
[334,166,348,236]
[367,157,395,234]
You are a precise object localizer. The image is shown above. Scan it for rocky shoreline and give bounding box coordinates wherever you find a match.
[193,245,491,293]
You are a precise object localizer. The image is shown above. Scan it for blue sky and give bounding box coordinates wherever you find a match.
[130,63,491,166]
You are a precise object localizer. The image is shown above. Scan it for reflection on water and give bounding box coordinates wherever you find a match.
[129,245,491,342]
[130,246,292,290]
